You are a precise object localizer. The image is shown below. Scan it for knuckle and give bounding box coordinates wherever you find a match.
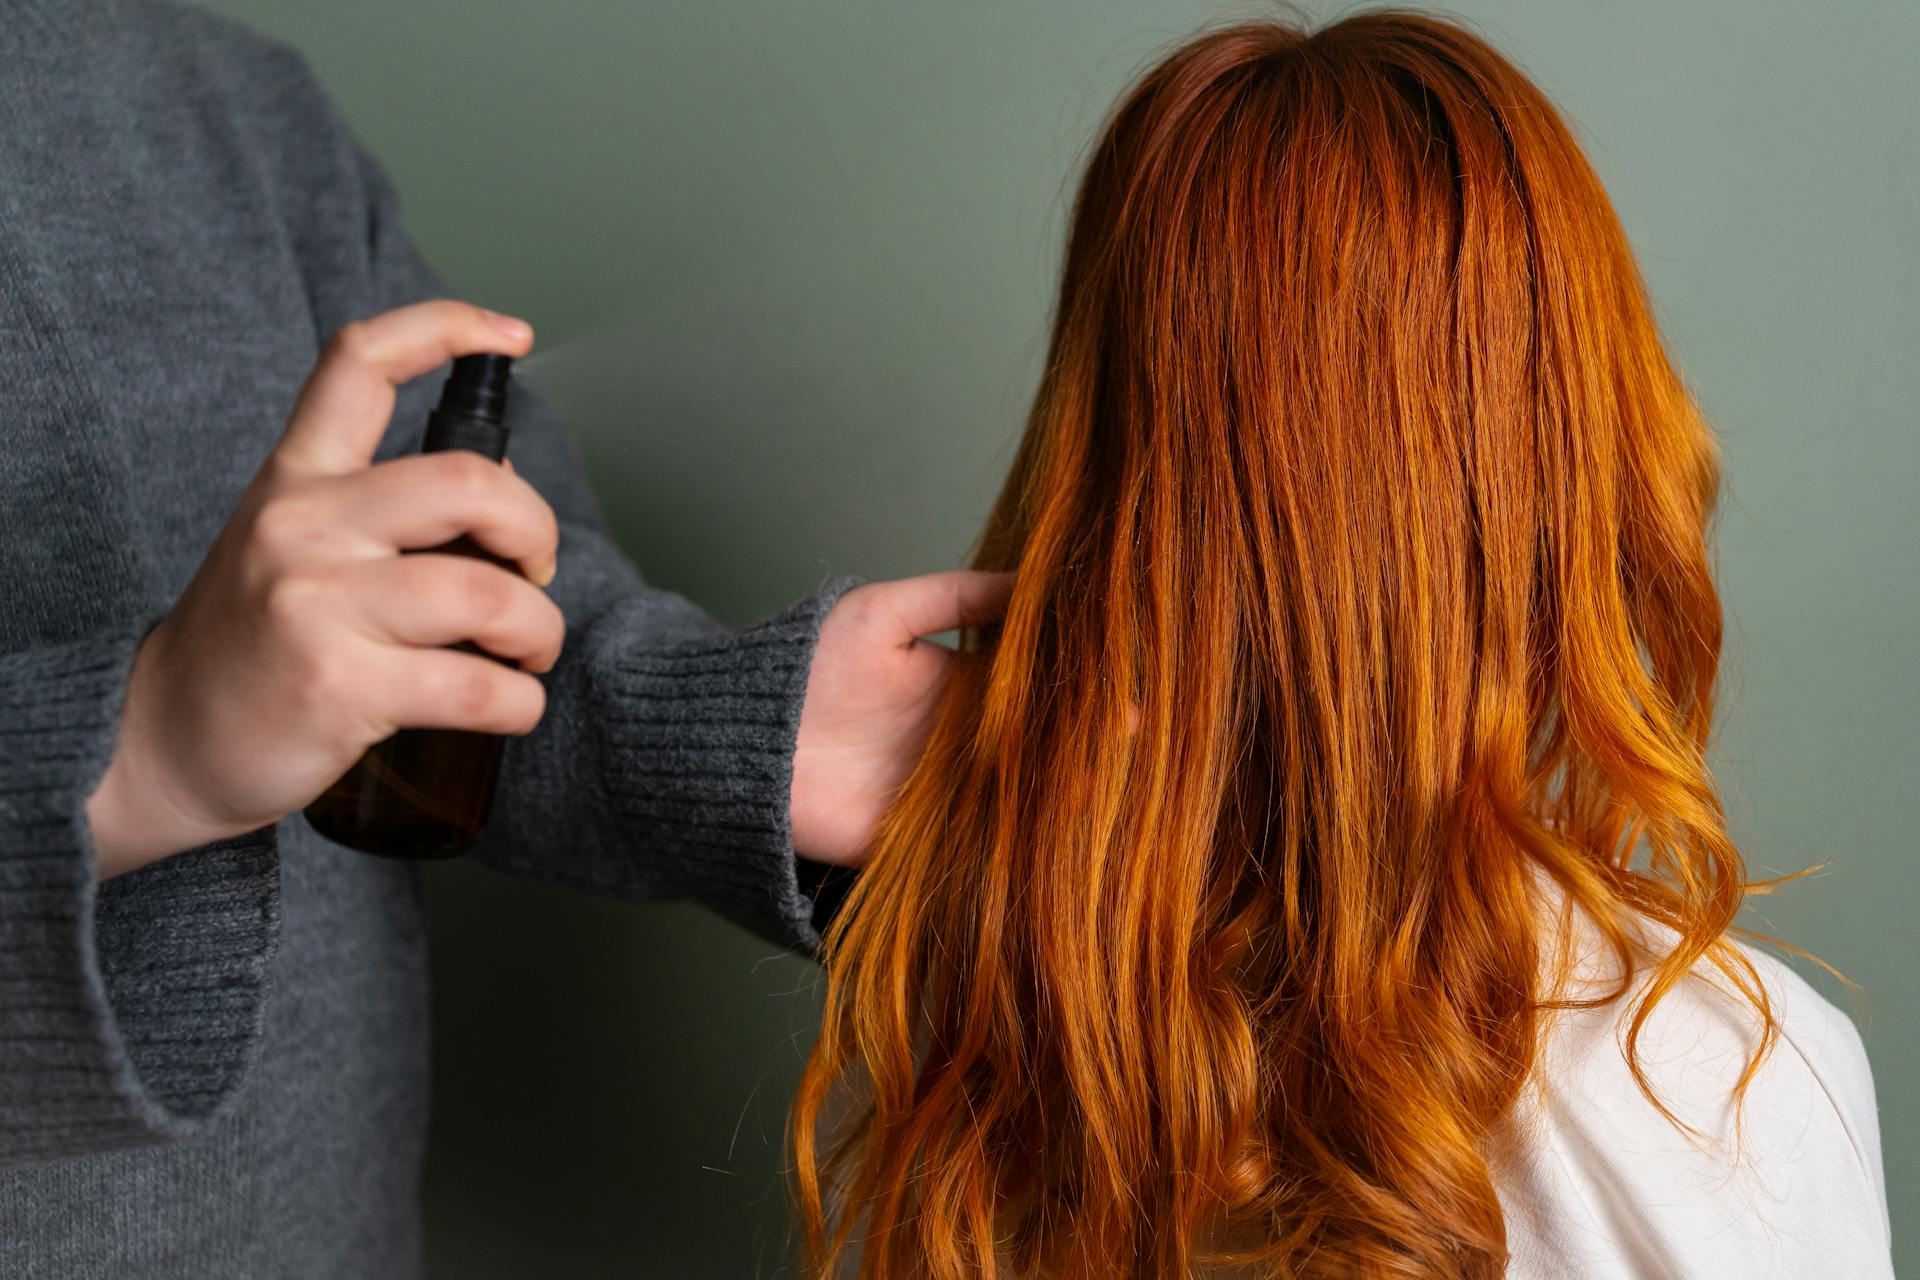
[250,493,320,561]
[846,588,889,630]
[261,581,359,723]
[438,451,498,497]
[458,564,513,620]
[325,320,374,365]
[261,570,324,630]
[453,665,499,722]
[296,647,355,723]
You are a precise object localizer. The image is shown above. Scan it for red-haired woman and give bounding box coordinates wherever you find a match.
[791,12,1891,1279]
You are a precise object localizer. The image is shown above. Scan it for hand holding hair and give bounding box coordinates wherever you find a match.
[789,569,1014,867]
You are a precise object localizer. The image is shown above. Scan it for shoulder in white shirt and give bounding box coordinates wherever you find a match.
[1490,902,1892,1278]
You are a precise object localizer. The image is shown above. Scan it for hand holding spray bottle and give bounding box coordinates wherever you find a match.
[304,353,521,858]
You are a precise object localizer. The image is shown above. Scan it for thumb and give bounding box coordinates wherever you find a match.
[274,300,533,477]
[877,569,1016,640]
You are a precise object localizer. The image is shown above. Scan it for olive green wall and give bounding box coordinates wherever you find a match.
[196,2,1917,1273]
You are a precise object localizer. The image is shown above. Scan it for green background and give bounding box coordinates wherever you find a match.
[196,1,1917,1274]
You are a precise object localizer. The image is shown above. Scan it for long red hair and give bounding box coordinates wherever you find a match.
[793,11,1782,1276]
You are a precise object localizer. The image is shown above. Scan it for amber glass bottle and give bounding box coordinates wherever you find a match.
[304,354,518,859]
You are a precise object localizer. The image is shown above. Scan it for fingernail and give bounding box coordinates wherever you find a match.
[482,309,533,342]
[530,559,557,589]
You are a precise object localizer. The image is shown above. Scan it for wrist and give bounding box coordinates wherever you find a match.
[85,626,223,878]
[84,757,151,879]
[86,730,227,880]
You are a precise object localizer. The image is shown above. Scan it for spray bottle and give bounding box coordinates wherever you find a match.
[304,353,520,859]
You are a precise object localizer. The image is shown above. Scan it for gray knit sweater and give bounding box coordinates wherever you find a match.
[0,2,848,1274]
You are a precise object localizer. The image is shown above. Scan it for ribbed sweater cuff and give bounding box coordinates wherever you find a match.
[0,629,277,1164]
[599,580,857,951]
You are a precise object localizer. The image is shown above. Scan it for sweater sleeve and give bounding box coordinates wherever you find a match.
[0,627,278,1166]
[345,139,853,951]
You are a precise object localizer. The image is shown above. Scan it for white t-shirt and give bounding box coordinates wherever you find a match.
[1490,911,1892,1277]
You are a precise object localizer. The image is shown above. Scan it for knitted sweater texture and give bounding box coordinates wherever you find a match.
[0,2,845,1273]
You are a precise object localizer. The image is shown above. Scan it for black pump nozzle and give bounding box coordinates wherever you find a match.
[423,354,514,460]
[438,353,513,421]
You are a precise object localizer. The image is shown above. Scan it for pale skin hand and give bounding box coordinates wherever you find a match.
[789,571,1015,866]
[86,300,563,878]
